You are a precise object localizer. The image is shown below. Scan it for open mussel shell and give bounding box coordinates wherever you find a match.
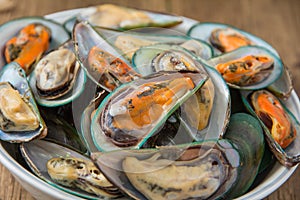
[0,16,70,69]
[91,71,208,152]
[241,90,300,167]
[187,22,279,56]
[207,46,283,90]
[184,67,230,141]
[73,21,140,92]
[20,139,121,199]
[64,4,182,33]
[91,140,241,200]
[223,113,265,198]
[267,65,294,99]
[0,62,47,142]
[132,43,209,75]
[28,40,87,107]
[80,90,109,153]
[94,26,213,60]
[132,43,230,140]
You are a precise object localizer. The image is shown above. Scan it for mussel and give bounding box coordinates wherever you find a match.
[187,22,278,56]
[64,4,182,32]
[241,90,300,167]
[207,46,283,90]
[91,71,208,151]
[0,17,70,73]
[29,40,86,107]
[4,23,51,74]
[73,21,140,92]
[92,112,265,200]
[209,28,254,53]
[94,26,213,61]
[20,139,122,199]
[0,62,47,142]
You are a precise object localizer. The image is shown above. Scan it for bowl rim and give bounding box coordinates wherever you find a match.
[0,6,299,200]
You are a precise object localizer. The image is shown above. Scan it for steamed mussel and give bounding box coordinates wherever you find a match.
[91,71,208,151]
[4,23,51,74]
[209,28,254,53]
[0,62,47,142]
[92,112,265,200]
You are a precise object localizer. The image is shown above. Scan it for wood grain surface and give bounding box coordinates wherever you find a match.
[0,0,299,199]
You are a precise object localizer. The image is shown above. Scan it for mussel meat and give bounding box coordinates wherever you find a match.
[88,46,141,91]
[250,90,296,148]
[91,71,208,151]
[210,28,254,52]
[34,48,80,100]
[4,23,51,74]
[47,157,121,197]
[215,55,274,86]
[0,82,39,132]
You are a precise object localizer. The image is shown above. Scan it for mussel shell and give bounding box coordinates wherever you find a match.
[91,140,240,200]
[73,21,139,92]
[267,65,293,99]
[241,90,300,167]
[64,4,182,32]
[132,44,230,141]
[29,41,87,107]
[207,46,283,90]
[80,90,109,153]
[132,43,209,76]
[0,62,47,142]
[91,71,208,152]
[20,139,112,199]
[187,22,279,56]
[0,17,70,70]
[94,26,213,60]
[185,66,230,141]
[224,113,265,198]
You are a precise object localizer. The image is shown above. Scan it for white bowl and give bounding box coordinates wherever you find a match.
[0,8,299,200]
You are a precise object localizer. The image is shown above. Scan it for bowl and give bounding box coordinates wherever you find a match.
[0,7,299,200]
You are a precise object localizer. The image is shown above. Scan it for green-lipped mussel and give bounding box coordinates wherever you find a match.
[132,43,230,140]
[207,46,283,90]
[0,17,70,73]
[73,21,141,92]
[64,4,182,32]
[94,26,213,61]
[20,139,122,199]
[28,40,86,107]
[91,113,264,200]
[241,90,300,167]
[91,70,208,151]
[0,62,47,142]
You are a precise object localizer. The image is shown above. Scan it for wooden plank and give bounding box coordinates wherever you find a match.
[0,0,299,199]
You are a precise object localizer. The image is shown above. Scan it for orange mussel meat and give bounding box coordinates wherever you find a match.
[102,76,195,147]
[210,28,253,52]
[216,55,274,86]
[88,46,140,91]
[4,23,51,74]
[251,90,296,148]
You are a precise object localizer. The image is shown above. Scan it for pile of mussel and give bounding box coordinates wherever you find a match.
[0,4,299,200]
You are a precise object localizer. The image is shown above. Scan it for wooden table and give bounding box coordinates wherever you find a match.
[0,0,299,199]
